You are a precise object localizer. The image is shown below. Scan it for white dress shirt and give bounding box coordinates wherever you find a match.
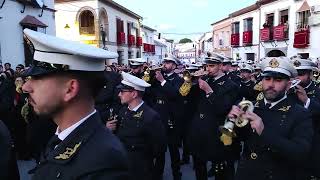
[55,109,97,141]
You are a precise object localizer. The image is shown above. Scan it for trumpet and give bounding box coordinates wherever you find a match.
[179,71,193,96]
[142,65,163,82]
[219,99,254,145]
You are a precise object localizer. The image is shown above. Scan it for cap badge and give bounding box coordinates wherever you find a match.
[269,58,279,68]
[293,60,301,67]
[242,64,246,68]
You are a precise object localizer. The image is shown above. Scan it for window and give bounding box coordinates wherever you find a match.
[280,10,289,25]
[244,18,253,31]
[264,13,274,28]
[246,53,255,61]
[116,18,124,33]
[297,10,310,30]
[232,22,240,34]
[79,10,95,35]
[298,53,309,59]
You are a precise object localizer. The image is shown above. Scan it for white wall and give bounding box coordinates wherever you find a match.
[258,0,320,58]
[0,0,55,67]
[231,8,260,61]
[55,0,141,65]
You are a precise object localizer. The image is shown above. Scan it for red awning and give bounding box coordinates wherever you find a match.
[297,1,310,12]
[20,15,47,28]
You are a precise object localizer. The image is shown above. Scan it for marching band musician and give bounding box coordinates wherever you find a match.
[106,72,166,180]
[128,58,146,79]
[228,57,313,180]
[146,55,184,180]
[187,54,239,180]
[22,29,129,180]
[238,63,256,101]
[289,57,320,180]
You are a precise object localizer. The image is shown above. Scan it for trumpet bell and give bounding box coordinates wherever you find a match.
[234,100,254,128]
[219,121,236,138]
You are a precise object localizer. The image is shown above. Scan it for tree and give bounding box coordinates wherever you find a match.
[179,38,192,43]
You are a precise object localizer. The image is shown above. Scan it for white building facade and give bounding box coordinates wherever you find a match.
[259,0,320,59]
[141,25,157,63]
[228,0,320,61]
[198,32,213,58]
[0,0,55,67]
[230,4,260,61]
[55,0,143,65]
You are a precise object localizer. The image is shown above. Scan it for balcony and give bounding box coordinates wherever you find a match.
[293,29,309,48]
[143,43,155,53]
[231,33,240,46]
[243,31,253,45]
[143,43,150,52]
[260,28,271,42]
[136,36,142,46]
[273,25,288,41]
[128,35,135,47]
[117,32,125,45]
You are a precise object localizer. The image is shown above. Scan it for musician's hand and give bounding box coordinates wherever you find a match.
[227,105,243,121]
[106,119,118,131]
[242,112,264,135]
[155,71,165,83]
[295,85,308,104]
[198,78,213,94]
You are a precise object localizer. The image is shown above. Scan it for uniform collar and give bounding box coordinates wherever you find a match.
[264,95,287,109]
[55,110,97,141]
[128,101,144,112]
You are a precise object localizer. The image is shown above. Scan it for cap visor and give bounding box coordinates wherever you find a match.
[21,66,57,77]
[261,71,289,79]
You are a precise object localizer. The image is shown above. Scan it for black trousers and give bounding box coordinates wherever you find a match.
[153,143,181,179]
[193,155,235,180]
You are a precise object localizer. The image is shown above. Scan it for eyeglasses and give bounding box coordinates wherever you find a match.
[119,89,133,93]
[33,60,69,71]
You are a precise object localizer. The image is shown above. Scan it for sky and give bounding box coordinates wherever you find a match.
[114,0,257,42]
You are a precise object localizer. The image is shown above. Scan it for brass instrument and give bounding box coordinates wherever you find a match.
[179,71,192,96]
[219,99,254,145]
[313,69,320,79]
[142,65,163,82]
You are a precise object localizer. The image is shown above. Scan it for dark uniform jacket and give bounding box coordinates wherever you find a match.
[0,120,19,180]
[95,71,122,122]
[288,81,320,177]
[116,103,166,180]
[239,80,256,101]
[188,74,239,161]
[32,113,129,180]
[147,72,184,144]
[235,97,313,180]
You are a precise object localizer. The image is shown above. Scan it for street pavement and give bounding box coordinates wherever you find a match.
[18,149,215,180]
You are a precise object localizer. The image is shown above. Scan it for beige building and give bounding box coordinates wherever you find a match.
[211,17,232,57]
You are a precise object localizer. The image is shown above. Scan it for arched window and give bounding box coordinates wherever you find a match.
[79,10,95,35]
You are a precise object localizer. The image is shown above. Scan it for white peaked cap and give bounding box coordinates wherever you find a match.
[120,72,151,92]
[23,29,118,72]
[129,58,147,66]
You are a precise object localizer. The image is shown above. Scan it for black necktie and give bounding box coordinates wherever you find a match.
[265,103,272,109]
[45,135,62,156]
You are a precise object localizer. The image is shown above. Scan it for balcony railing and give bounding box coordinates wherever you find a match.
[273,25,288,41]
[136,37,142,46]
[117,32,126,45]
[293,29,309,48]
[128,35,135,47]
[243,31,253,45]
[231,33,240,46]
[143,43,155,53]
[260,28,271,42]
